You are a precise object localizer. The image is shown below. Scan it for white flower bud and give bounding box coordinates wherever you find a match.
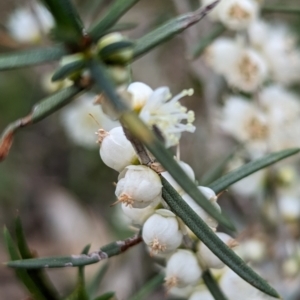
[127,82,153,111]
[197,232,238,269]
[142,209,183,254]
[182,186,221,230]
[189,289,214,300]
[115,165,162,208]
[218,0,259,31]
[98,126,137,172]
[161,160,195,195]
[121,202,156,225]
[165,250,202,288]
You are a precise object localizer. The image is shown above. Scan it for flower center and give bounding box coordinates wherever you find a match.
[229,4,250,21]
[246,117,269,140]
[95,129,109,143]
[117,193,134,207]
[164,276,179,290]
[238,54,258,83]
[149,238,166,255]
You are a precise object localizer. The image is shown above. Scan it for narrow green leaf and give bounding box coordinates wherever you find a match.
[31,84,84,123]
[88,263,109,297]
[88,0,140,41]
[103,22,138,35]
[88,59,129,113]
[15,217,60,300]
[192,23,226,58]
[6,253,101,269]
[161,179,280,298]
[262,6,300,14]
[133,1,219,59]
[209,148,300,194]
[3,227,47,300]
[202,270,228,300]
[0,45,67,71]
[52,60,87,81]
[40,0,84,43]
[93,292,115,300]
[121,112,234,230]
[129,273,165,300]
[199,147,237,186]
[7,234,142,269]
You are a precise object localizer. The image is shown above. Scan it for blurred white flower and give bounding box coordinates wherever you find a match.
[220,95,269,157]
[142,209,183,254]
[165,249,202,288]
[139,87,196,147]
[121,203,156,225]
[218,0,259,31]
[61,94,119,149]
[7,3,53,43]
[278,195,300,222]
[224,48,268,92]
[236,238,267,262]
[249,21,300,86]
[204,37,241,75]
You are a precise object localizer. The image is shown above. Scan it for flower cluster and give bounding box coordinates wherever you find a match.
[95,82,242,295]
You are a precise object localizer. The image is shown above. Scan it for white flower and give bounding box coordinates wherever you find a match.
[121,202,156,225]
[219,267,273,300]
[165,249,202,288]
[204,37,241,75]
[189,289,214,300]
[218,0,259,31]
[99,126,137,172]
[249,21,300,86]
[127,82,153,111]
[197,232,238,269]
[278,195,300,222]
[142,209,183,254]
[182,186,221,230]
[236,238,266,262]
[161,160,195,195]
[139,87,196,147]
[115,165,162,208]
[224,48,268,92]
[7,3,53,43]
[220,95,269,157]
[61,94,119,149]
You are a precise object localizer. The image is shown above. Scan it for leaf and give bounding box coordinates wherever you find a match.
[129,273,165,300]
[192,23,226,58]
[209,148,300,194]
[88,262,109,297]
[0,85,84,162]
[7,234,142,269]
[65,245,90,300]
[52,59,87,81]
[15,217,60,300]
[40,0,84,43]
[202,270,228,300]
[93,292,115,300]
[88,0,140,41]
[3,227,48,300]
[133,1,219,59]
[199,147,237,186]
[0,45,67,71]
[103,22,138,35]
[121,112,235,230]
[161,179,280,298]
